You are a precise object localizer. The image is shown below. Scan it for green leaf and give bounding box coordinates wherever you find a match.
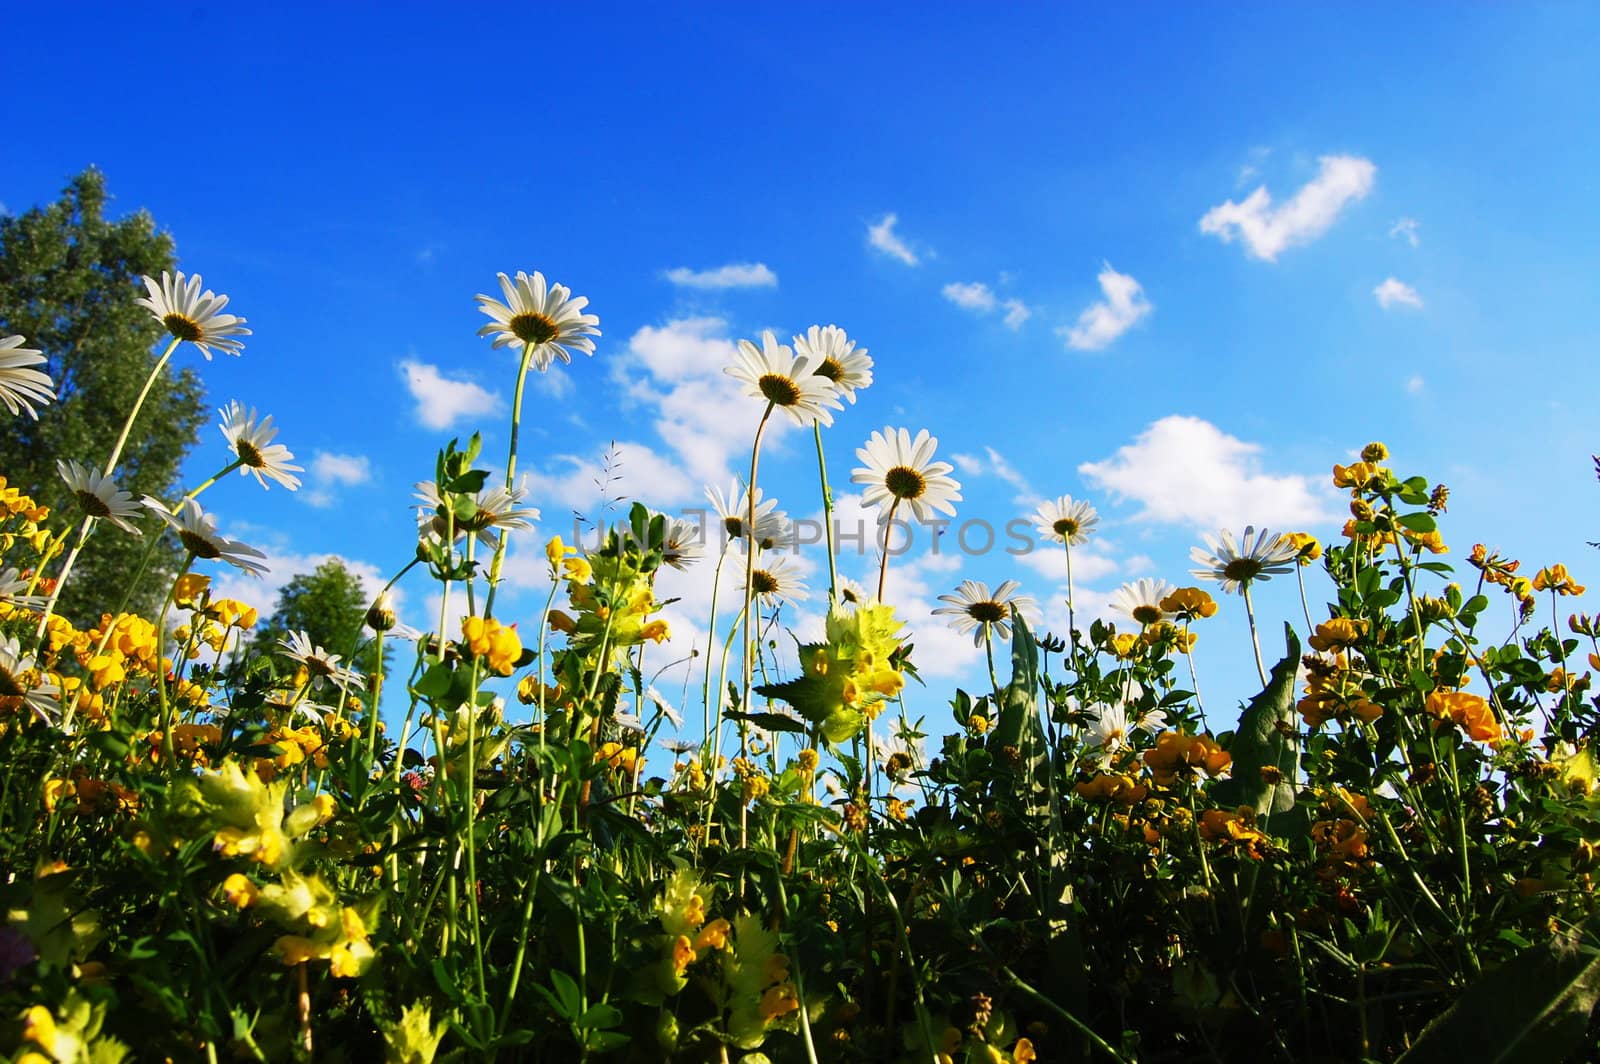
[414,662,454,699]
[547,970,582,1019]
[576,1003,622,1030]
[723,710,809,735]
[990,613,1040,754]
[1210,624,1301,830]
[1396,512,1437,533]
[1400,919,1600,1064]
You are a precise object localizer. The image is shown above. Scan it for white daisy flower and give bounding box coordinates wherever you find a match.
[0,335,55,419]
[1108,578,1175,628]
[705,481,790,550]
[744,553,809,606]
[852,427,962,526]
[1190,526,1299,594]
[725,331,843,426]
[475,270,600,372]
[645,685,684,728]
[414,480,539,549]
[1034,495,1099,546]
[661,737,700,756]
[0,567,49,611]
[218,401,303,491]
[0,633,60,725]
[661,516,704,571]
[57,459,144,536]
[793,324,873,404]
[152,498,270,576]
[278,631,364,689]
[836,577,871,608]
[135,272,250,359]
[932,579,1039,648]
[1085,702,1131,754]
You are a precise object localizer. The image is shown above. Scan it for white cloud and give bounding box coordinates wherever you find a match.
[1407,375,1425,394]
[942,281,997,312]
[1389,217,1420,247]
[867,213,919,266]
[943,283,1031,332]
[1373,277,1423,310]
[1199,154,1376,261]
[1078,415,1333,530]
[523,440,697,518]
[1060,263,1152,351]
[210,538,404,632]
[302,451,372,509]
[954,446,1039,507]
[664,262,778,289]
[610,317,806,492]
[399,359,502,431]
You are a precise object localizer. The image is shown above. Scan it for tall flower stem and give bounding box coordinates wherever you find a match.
[814,422,839,605]
[1242,581,1269,687]
[105,336,181,477]
[34,336,186,644]
[1180,622,1209,730]
[738,405,776,783]
[875,499,903,602]
[1295,564,1316,636]
[701,548,728,749]
[484,341,537,619]
[157,553,198,768]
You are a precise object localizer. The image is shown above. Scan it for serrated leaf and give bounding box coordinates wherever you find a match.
[1210,625,1300,829]
[1400,919,1600,1064]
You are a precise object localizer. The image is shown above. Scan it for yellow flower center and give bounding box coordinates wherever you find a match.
[508,311,560,345]
[1132,603,1163,625]
[236,439,265,468]
[163,312,203,341]
[1221,558,1263,582]
[0,663,25,697]
[884,466,926,500]
[1053,517,1079,537]
[816,357,844,382]
[75,489,112,519]
[723,516,745,539]
[758,373,801,406]
[752,570,780,595]
[966,601,1007,624]
[179,529,223,560]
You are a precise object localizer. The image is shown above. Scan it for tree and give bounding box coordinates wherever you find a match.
[0,168,207,623]
[249,559,389,698]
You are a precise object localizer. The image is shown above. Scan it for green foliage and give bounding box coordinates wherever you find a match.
[0,167,205,622]
[249,558,389,691]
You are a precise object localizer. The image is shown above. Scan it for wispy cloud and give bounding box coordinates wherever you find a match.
[1406,374,1425,395]
[1373,277,1423,310]
[1200,154,1376,261]
[1389,217,1420,247]
[942,281,1030,331]
[950,447,1039,506]
[303,451,372,509]
[664,262,778,289]
[1060,263,1152,351]
[867,213,919,266]
[399,359,502,431]
[1079,415,1333,530]
[942,281,996,311]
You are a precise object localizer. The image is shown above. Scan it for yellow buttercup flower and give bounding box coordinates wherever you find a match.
[1160,586,1218,620]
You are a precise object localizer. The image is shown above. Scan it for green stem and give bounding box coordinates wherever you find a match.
[105,336,181,477]
[1242,581,1268,687]
[814,422,839,605]
[484,341,537,619]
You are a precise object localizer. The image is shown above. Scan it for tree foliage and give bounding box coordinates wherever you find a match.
[249,558,387,692]
[0,167,206,622]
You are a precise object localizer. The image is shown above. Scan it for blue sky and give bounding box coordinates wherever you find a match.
[7,5,1600,729]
